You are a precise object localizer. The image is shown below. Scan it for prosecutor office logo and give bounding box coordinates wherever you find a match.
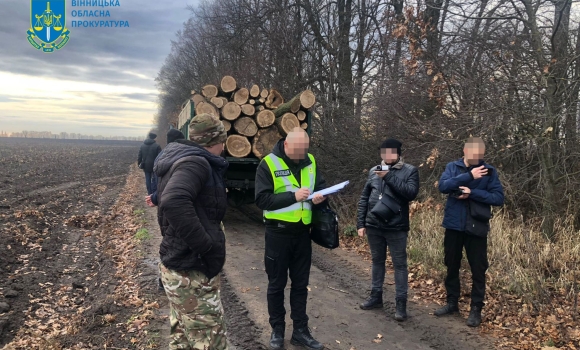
[274,170,291,177]
[27,0,71,53]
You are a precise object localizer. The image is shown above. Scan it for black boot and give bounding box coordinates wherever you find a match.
[157,277,164,293]
[466,306,482,327]
[270,325,285,349]
[291,327,324,349]
[394,298,407,321]
[359,291,383,310]
[434,300,459,316]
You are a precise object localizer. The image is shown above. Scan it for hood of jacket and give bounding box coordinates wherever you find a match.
[144,138,156,145]
[272,138,312,168]
[154,139,228,178]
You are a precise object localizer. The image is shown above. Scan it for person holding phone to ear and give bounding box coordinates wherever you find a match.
[436,137,504,327]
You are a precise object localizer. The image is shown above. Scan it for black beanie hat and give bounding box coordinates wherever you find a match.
[380,138,402,155]
[166,129,185,144]
[148,132,157,139]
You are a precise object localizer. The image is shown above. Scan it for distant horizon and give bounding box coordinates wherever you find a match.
[0,129,146,141]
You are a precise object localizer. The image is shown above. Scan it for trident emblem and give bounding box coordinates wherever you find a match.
[33,2,63,42]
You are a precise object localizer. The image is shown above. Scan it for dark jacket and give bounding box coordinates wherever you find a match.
[150,151,163,206]
[138,138,161,173]
[438,159,504,232]
[357,159,420,232]
[255,139,326,233]
[154,140,229,278]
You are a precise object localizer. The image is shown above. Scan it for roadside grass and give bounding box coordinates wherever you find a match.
[339,200,580,348]
[135,228,151,241]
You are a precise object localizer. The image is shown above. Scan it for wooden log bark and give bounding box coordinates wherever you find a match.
[195,101,219,117]
[299,90,316,109]
[273,95,301,117]
[300,122,308,130]
[211,97,225,109]
[234,88,249,105]
[192,94,205,106]
[226,135,252,158]
[220,76,237,93]
[275,113,299,136]
[250,84,260,98]
[255,110,276,128]
[296,110,306,121]
[222,120,231,132]
[222,102,242,121]
[260,88,269,98]
[201,85,218,98]
[265,89,284,109]
[241,104,256,116]
[252,126,282,159]
[234,117,258,137]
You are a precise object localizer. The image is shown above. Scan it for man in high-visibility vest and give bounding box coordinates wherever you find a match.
[255,127,327,350]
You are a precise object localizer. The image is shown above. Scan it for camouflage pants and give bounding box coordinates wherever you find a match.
[159,263,228,350]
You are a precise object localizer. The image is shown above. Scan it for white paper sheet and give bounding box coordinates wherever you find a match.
[307,180,350,200]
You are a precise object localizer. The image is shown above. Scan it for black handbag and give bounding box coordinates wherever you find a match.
[370,178,401,222]
[465,200,492,237]
[311,206,339,249]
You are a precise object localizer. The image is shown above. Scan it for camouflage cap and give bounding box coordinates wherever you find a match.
[188,113,227,147]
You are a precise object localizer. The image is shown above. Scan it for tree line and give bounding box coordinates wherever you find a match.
[155,0,580,239]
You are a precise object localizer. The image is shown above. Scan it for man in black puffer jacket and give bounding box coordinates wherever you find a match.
[154,113,229,350]
[138,132,162,195]
[356,139,419,321]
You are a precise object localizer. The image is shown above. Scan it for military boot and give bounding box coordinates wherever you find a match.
[434,299,459,316]
[466,306,482,327]
[359,290,383,310]
[270,325,285,349]
[291,327,324,349]
[394,298,407,321]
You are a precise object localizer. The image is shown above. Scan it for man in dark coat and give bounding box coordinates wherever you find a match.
[138,132,162,195]
[154,113,229,349]
[356,138,419,321]
[255,128,327,350]
[435,137,504,327]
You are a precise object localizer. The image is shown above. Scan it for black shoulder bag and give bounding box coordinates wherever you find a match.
[370,176,401,222]
[466,200,492,237]
[311,202,340,249]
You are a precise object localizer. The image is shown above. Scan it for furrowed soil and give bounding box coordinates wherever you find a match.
[0,138,496,350]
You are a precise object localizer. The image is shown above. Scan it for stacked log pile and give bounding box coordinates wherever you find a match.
[189,76,315,159]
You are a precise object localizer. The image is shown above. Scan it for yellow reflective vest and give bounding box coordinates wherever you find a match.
[262,153,316,224]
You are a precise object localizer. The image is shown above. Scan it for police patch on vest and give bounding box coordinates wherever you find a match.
[274,169,291,177]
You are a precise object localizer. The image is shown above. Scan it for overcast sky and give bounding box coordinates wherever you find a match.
[0,0,196,137]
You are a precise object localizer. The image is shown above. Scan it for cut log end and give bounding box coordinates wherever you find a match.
[241,104,256,116]
[297,110,306,121]
[275,113,299,136]
[220,76,237,93]
[300,90,316,109]
[192,94,205,106]
[211,97,225,109]
[256,110,276,128]
[300,122,308,130]
[260,88,269,98]
[222,102,242,121]
[201,84,218,98]
[226,135,252,158]
[266,89,284,109]
[252,126,282,159]
[195,101,219,118]
[250,84,260,98]
[222,120,232,132]
[234,88,250,105]
[234,117,258,137]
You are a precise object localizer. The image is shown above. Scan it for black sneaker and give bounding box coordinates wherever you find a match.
[434,300,459,316]
[394,298,407,321]
[360,291,383,310]
[466,306,482,327]
[291,327,324,349]
[270,325,285,349]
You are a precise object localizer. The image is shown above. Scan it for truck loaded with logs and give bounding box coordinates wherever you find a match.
[175,75,316,207]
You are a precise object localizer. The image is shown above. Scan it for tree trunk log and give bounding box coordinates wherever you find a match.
[201,85,218,98]
[234,88,249,105]
[195,101,219,117]
[226,135,252,158]
[219,97,229,106]
[211,97,225,109]
[222,102,242,121]
[252,126,282,159]
[274,95,301,117]
[256,110,276,128]
[260,88,269,98]
[256,105,265,112]
[275,113,299,136]
[241,104,256,116]
[220,76,237,93]
[192,94,205,106]
[234,117,258,137]
[250,84,260,98]
[300,122,308,130]
[299,89,316,109]
[266,89,285,109]
[296,110,306,121]
[249,99,256,105]
[222,120,231,132]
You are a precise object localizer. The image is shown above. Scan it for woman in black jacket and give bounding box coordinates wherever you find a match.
[356,139,419,321]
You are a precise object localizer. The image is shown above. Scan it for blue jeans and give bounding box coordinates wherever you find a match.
[144,171,153,195]
[366,228,408,300]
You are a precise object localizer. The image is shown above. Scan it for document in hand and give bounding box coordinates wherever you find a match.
[307,181,350,200]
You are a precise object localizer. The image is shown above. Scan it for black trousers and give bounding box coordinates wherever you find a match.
[264,228,312,329]
[444,229,489,308]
